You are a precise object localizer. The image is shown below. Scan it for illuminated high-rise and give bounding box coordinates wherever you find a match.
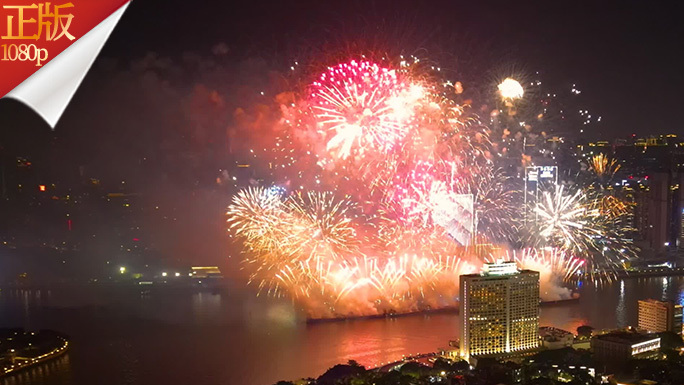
[524,166,558,226]
[459,261,540,361]
[638,299,683,334]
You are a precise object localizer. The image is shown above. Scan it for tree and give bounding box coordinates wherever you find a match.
[399,361,432,380]
[317,363,366,385]
[347,359,362,368]
[373,371,414,385]
[576,325,594,338]
[432,357,452,372]
[452,359,470,372]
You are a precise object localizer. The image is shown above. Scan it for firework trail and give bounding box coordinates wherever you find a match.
[530,184,634,283]
[498,248,584,301]
[284,191,359,264]
[589,153,621,180]
[510,248,584,282]
[534,185,599,252]
[226,57,628,317]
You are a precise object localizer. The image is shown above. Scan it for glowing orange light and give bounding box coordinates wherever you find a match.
[38,185,46,192]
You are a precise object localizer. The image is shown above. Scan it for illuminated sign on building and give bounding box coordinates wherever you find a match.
[482,261,518,276]
[539,166,556,179]
[526,166,558,184]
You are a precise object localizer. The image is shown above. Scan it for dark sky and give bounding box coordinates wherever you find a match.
[0,0,682,266]
[101,0,684,137]
[2,0,683,137]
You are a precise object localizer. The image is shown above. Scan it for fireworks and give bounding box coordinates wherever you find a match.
[226,56,628,318]
[598,195,632,218]
[310,60,418,160]
[228,187,480,315]
[285,191,359,263]
[530,184,634,282]
[534,185,599,252]
[508,248,584,301]
[511,248,584,283]
[589,153,621,183]
[498,78,524,100]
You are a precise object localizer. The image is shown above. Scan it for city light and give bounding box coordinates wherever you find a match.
[0,3,681,385]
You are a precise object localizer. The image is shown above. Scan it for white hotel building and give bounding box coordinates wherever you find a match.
[459,261,540,362]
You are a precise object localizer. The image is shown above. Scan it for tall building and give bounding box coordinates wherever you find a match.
[459,261,540,362]
[646,172,671,251]
[524,166,558,226]
[638,299,683,334]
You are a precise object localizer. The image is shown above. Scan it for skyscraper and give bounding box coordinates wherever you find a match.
[459,261,540,361]
[638,299,683,334]
[524,166,558,226]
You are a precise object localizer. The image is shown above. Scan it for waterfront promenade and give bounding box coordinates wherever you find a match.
[0,331,69,378]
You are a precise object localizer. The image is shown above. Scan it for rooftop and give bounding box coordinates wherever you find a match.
[594,331,659,346]
[539,327,573,338]
[461,269,539,279]
[482,261,517,276]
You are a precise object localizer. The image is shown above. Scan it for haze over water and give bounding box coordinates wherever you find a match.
[1,276,683,385]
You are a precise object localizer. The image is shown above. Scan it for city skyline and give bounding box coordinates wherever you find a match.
[1,1,684,384]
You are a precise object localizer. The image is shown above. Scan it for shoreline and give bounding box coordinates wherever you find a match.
[0,335,69,378]
[306,296,580,323]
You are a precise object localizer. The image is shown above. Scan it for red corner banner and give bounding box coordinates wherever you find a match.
[0,0,131,127]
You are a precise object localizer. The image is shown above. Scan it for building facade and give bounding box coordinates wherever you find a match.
[459,261,540,361]
[638,299,683,334]
[591,331,660,372]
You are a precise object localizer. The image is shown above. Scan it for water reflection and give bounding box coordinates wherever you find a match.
[191,292,222,323]
[0,354,71,385]
[0,277,684,385]
[615,280,627,328]
[662,277,669,300]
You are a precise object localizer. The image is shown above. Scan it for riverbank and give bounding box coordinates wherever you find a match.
[617,266,684,278]
[0,329,69,378]
[307,296,580,323]
[0,276,676,385]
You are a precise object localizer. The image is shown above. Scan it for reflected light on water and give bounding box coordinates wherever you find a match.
[0,354,71,385]
[6,278,684,385]
[616,280,626,328]
[191,292,223,324]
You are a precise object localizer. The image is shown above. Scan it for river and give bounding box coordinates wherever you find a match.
[0,276,682,385]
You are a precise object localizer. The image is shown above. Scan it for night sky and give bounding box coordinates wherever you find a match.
[103,0,684,136]
[3,0,684,136]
